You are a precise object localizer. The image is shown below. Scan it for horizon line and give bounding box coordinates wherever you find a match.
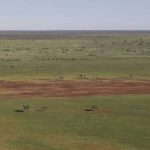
[0,29,150,31]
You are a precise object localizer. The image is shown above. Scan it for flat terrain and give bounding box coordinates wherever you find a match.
[0,96,150,150]
[0,31,150,150]
[0,79,150,98]
[0,31,150,79]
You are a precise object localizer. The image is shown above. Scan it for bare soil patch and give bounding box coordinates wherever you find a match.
[0,79,150,98]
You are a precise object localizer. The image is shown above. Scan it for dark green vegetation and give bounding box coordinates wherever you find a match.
[0,96,150,150]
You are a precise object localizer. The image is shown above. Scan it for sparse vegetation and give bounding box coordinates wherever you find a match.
[0,32,150,80]
[0,31,150,150]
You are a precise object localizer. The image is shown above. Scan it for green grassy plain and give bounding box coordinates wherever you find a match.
[0,96,150,150]
[0,33,150,80]
[0,32,150,150]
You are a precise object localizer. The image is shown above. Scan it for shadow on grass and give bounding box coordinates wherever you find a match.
[36,109,45,112]
[14,109,24,113]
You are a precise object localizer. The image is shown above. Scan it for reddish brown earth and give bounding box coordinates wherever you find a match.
[0,79,150,98]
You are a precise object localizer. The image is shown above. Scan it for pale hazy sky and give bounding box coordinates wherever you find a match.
[0,0,150,30]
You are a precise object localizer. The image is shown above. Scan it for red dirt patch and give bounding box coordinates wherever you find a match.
[0,79,150,98]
